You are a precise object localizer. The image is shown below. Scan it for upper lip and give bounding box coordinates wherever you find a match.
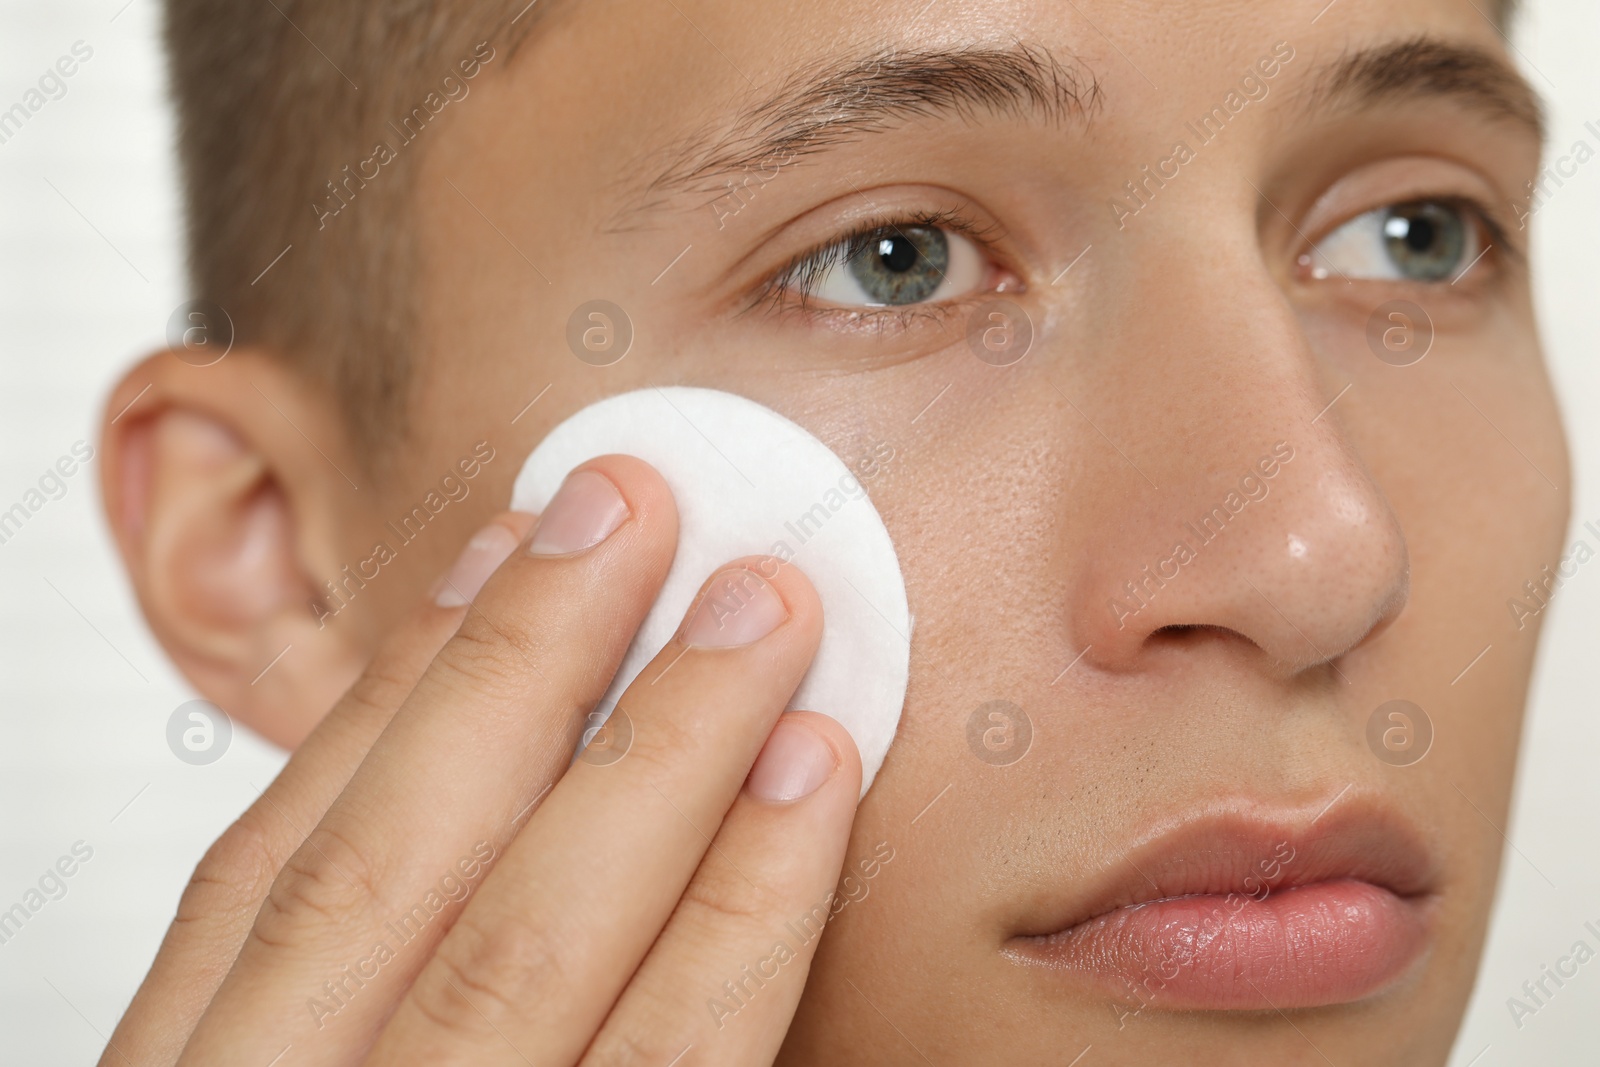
[1010,792,1439,940]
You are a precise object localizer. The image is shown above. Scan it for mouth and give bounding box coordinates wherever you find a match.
[1002,797,1439,1012]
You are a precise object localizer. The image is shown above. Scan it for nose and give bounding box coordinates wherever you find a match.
[1068,239,1409,679]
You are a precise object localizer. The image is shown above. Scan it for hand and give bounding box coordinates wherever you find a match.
[104,455,862,1066]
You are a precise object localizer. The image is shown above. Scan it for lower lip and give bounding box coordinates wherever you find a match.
[1015,879,1430,1011]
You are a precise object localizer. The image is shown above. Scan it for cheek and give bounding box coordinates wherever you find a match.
[849,384,1080,805]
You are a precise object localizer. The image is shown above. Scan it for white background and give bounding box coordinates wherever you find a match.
[0,0,1595,1062]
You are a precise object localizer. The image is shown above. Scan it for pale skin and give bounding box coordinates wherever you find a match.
[98,0,1569,1063]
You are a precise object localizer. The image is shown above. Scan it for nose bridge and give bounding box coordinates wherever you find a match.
[1067,226,1410,676]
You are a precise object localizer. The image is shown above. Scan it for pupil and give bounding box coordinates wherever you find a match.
[846,224,949,305]
[1382,201,1466,282]
[878,236,919,273]
[1405,218,1436,252]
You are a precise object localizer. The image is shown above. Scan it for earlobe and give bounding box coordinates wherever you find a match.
[99,349,369,748]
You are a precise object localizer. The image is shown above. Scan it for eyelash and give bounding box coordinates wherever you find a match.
[1447,194,1522,269]
[1310,193,1523,276]
[749,189,1519,329]
[752,207,1005,327]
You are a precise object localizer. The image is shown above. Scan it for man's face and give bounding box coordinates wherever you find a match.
[344,0,1568,1060]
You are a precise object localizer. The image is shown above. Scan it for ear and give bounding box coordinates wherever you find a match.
[99,348,371,749]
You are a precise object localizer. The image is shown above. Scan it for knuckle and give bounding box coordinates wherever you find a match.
[414,911,571,1033]
[676,859,788,932]
[433,614,542,698]
[339,655,415,722]
[404,964,501,1042]
[584,1025,684,1067]
[610,712,699,778]
[251,822,385,949]
[176,808,283,929]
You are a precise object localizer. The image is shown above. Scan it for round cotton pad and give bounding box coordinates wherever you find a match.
[510,387,911,796]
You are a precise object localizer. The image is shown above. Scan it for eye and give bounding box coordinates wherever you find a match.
[1301,199,1485,283]
[780,222,990,308]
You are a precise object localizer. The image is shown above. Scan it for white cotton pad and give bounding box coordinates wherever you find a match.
[510,386,910,797]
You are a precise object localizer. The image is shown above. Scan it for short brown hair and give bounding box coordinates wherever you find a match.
[162,0,1522,469]
[163,0,542,470]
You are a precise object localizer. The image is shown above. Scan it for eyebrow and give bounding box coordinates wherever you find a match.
[1296,36,1545,144]
[621,34,1543,222]
[619,43,1103,217]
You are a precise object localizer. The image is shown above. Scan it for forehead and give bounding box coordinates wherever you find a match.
[518,0,1501,81]
[513,0,1515,127]
[480,0,1529,222]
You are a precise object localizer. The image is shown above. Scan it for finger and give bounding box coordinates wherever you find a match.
[370,554,823,1066]
[103,511,533,1067]
[178,458,677,1065]
[582,712,863,1067]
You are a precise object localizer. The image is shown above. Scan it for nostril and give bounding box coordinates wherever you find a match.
[1151,623,1200,639]
[1147,622,1253,649]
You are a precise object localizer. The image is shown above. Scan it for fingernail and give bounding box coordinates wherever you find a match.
[682,566,788,648]
[434,522,523,607]
[527,468,630,556]
[746,716,836,802]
